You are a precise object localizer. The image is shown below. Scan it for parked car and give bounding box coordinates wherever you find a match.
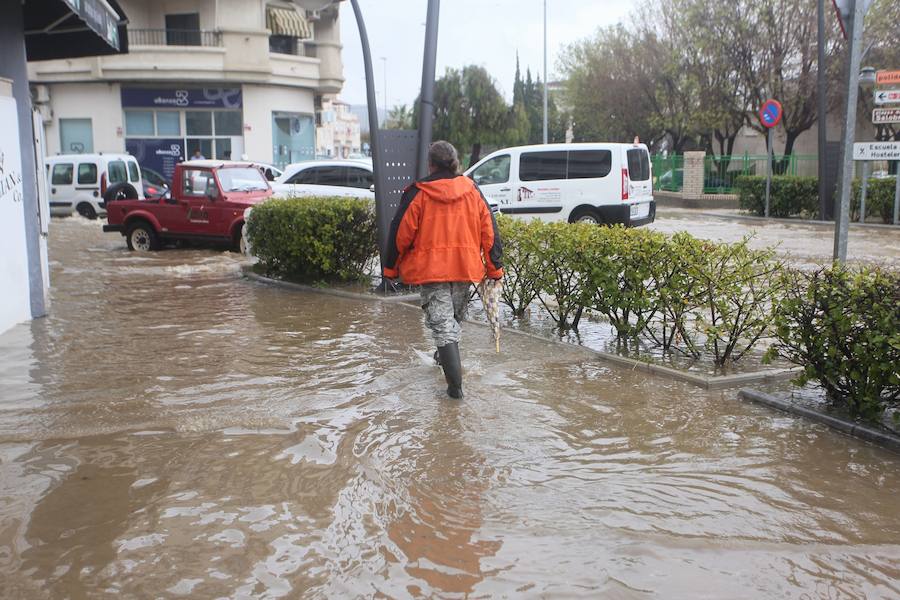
[272,159,375,200]
[140,166,170,200]
[465,143,655,226]
[47,153,143,219]
[103,160,273,252]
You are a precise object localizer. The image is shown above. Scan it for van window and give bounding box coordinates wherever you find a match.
[346,167,373,189]
[567,150,612,179]
[520,151,567,182]
[286,169,315,185]
[128,161,140,182]
[627,149,650,181]
[472,155,510,185]
[77,163,98,184]
[108,160,127,184]
[51,163,74,185]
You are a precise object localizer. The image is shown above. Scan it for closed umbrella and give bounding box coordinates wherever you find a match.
[477,277,503,352]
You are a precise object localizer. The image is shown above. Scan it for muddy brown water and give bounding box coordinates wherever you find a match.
[0,217,898,599]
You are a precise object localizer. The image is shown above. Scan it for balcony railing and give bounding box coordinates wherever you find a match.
[129,28,223,48]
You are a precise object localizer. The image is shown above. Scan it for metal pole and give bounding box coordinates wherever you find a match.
[381,57,387,124]
[542,0,548,144]
[765,128,773,218]
[833,0,865,263]
[894,160,900,225]
[817,0,828,219]
[348,0,385,260]
[416,0,440,178]
[859,161,867,222]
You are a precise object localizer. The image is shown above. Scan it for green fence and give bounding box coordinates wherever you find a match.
[651,154,818,194]
[651,155,684,192]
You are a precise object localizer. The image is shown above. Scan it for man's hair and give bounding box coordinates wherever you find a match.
[428,140,460,174]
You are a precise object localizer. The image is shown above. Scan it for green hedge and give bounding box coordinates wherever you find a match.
[246,197,377,283]
[766,266,900,420]
[735,175,819,218]
[851,178,897,224]
[498,216,784,366]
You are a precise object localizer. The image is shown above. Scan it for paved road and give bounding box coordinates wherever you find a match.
[649,208,900,268]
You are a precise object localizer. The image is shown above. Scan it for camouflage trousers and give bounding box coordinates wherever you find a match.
[420,282,471,347]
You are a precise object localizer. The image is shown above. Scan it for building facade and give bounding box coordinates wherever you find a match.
[27,0,345,180]
[316,98,361,158]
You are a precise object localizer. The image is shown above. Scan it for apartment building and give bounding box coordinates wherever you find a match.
[27,0,345,179]
[316,97,361,158]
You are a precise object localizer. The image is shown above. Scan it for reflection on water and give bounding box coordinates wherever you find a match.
[0,217,898,598]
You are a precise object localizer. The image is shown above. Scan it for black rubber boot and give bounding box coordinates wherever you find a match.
[437,342,464,399]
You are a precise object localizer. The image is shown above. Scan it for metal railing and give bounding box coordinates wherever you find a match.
[703,154,817,193]
[651,154,818,194]
[129,28,223,48]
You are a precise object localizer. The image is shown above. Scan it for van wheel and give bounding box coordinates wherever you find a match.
[76,203,97,220]
[126,222,160,252]
[570,207,601,224]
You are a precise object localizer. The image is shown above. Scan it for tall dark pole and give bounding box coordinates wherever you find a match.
[348,0,386,260]
[416,0,440,178]
[817,0,828,220]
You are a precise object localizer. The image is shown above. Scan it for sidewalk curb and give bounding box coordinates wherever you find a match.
[738,388,900,454]
[686,210,900,231]
[244,270,798,390]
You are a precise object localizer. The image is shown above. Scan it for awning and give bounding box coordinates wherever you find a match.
[23,0,129,61]
[266,5,312,39]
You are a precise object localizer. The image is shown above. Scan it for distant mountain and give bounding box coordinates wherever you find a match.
[349,105,387,134]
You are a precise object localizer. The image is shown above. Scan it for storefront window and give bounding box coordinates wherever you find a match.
[186,111,213,136]
[156,112,181,136]
[214,111,242,136]
[125,111,155,136]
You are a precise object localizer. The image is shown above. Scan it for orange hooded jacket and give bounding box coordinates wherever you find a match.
[382,171,503,284]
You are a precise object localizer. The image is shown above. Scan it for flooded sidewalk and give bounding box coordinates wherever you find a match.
[0,218,898,598]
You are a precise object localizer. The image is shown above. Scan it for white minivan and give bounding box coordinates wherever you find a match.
[47,153,143,219]
[465,143,655,226]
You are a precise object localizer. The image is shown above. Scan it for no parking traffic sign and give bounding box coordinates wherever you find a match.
[759,99,782,128]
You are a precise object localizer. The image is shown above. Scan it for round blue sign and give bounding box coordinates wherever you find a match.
[759,99,783,128]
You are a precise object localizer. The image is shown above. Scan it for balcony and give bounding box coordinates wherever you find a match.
[129,28,223,48]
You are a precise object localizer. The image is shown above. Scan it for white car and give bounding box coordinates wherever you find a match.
[271,159,374,200]
[47,153,144,219]
[465,143,656,226]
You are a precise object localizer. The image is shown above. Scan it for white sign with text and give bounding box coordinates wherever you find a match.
[852,141,900,161]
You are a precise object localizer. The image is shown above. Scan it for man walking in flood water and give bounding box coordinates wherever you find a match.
[383,141,503,399]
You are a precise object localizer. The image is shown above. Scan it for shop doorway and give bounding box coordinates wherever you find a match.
[272,112,314,168]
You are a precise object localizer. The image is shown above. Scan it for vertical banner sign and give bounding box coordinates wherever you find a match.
[0,96,32,331]
[758,99,783,218]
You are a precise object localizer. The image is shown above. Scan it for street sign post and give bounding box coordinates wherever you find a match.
[874,89,900,105]
[759,99,782,218]
[872,108,900,124]
[852,141,900,160]
[876,70,900,85]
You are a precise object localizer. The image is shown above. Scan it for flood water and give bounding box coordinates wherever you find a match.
[1,218,898,599]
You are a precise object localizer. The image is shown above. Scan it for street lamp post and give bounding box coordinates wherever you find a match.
[542,0,548,144]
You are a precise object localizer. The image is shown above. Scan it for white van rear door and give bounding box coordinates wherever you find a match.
[626,147,653,200]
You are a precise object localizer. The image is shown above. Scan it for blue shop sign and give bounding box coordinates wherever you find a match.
[126,138,185,182]
[121,88,242,109]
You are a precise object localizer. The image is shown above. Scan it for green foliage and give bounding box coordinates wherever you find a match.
[246,197,377,283]
[766,266,900,420]
[850,178,897,224]
[385,104,414,130]
[735,175,819,218]
[496,217,543,317]
[691,239,784,366]
[532,222,593,331]
[582,226,670,340]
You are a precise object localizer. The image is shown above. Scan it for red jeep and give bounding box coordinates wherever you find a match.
[103,161,273,252]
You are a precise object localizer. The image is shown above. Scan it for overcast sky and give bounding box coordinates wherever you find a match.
[337,0,632,108]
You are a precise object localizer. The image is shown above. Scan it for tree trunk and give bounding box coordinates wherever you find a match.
[775,130,800,175]
[470,142,482,165]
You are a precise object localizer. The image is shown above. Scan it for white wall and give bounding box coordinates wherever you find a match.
[45,82,124,155]
[242,84,314,162]
[0,95,32,334]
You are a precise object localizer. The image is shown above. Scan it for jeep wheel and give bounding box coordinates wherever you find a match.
[232,227,247,254]
[570,207,601,225]
[76,202,97,220]
[126,222,160,252]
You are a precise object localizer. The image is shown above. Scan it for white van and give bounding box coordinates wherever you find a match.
[465,143,655,226]
[46,153,144,219]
